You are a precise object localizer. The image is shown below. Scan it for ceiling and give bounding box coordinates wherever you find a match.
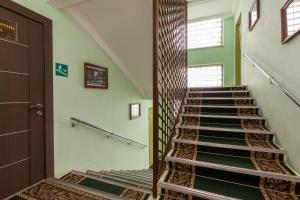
[188,0,236,20]
[47,0,237,99]
[48,0,153,99]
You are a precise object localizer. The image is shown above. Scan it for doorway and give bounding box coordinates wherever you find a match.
[0,1,53,198]
[148,107,153,168]
[235,14,242,85]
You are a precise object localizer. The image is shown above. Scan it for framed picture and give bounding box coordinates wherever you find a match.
[248,0,260,31]
[84,62,108,89]
[130,103,141,120]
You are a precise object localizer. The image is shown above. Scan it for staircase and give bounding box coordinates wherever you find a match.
[158,86,300,200]
[9,169,153,200]
[8,87,300,200]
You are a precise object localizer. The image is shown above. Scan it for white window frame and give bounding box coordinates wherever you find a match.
[188,17,225,50]
[187,64,224,88]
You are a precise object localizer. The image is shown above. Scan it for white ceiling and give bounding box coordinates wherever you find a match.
[47,0,237,99]
[188,0,236,20]
[48,0,153,99]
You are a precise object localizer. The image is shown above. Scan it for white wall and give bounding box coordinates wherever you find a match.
[234,0,300,174]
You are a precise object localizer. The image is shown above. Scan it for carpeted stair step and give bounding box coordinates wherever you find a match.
[120,169,152,175]
[121,169,153,177]
[159,181,239,200]
[180,114,266,127]
[165,150,300,183]
[9,178,123,200]
[188,90,250,98]
[61,170,151,199]
[186,97,255,106]
[189,86,247,92]
[172,136,285,156]
[176,124,274,135]
[86,170,152,191]
[183,104,260,116]
[96,170,153,185]
[159,169,300,200]
[108,170,153,182]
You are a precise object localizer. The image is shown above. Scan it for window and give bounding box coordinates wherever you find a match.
[188,65,223,88]
[249,0,260,31]
[281,0,300,43]
[188,18,223,49]
[130,103,141,119]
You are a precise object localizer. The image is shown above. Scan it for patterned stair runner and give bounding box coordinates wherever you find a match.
[158,86,300,200]
[8,169,153,200]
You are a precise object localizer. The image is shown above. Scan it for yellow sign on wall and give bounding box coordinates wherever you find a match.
[0,17,17,42]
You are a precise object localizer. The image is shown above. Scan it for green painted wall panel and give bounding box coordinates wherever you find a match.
[12,0,152,177]
[234,0,300,174]
[188,17,235,86]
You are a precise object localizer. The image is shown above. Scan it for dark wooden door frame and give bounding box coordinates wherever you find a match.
[0,0,54,177]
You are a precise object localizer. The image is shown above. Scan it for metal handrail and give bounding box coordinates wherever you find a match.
[70,117,147,148]
[243,53,300,108]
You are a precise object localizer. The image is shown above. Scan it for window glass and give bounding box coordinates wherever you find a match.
[188,18,223,49]
[188,65,223,87]
[287,0,300,37]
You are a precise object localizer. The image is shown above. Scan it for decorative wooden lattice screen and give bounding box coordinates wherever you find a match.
[152,0,188,197]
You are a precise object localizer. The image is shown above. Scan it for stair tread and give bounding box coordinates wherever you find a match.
[176,124,274,135]
[165,154,300,182]
[86,171,152,190]
[100,170,153,183]
[172,138,285,154]
[9,178,121,200]
[62,171,151,196]
[189,86,247,90]
[159,170,266,200]
[181,113,264,120]
[186,97,253,100]
[183,104,258,108]
[188,90,249,94]
[158,181,239,200]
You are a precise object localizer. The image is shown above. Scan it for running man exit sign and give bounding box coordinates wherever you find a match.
[55,63,68,77]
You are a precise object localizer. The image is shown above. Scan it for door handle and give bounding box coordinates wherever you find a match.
[30,104,44,110]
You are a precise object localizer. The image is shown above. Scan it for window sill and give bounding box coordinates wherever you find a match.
[188,45,224,51]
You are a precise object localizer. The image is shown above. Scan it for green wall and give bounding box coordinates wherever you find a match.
[234,0,300,174]
[13,0,152,177]
[188,17,235,86]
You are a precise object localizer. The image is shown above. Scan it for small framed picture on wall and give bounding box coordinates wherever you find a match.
[84,62,108,89]
[130,103,141,120]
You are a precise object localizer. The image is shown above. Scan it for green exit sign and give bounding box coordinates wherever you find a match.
[55,63,68,77]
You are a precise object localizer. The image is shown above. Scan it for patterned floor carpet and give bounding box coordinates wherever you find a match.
[9,170,152,200]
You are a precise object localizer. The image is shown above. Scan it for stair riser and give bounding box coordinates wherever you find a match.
[183,107,259,116]
[186,99,254,106]
[189,87,247,92]
[188,92,250,98]
[178,129,274,141]
[181,116,266,127]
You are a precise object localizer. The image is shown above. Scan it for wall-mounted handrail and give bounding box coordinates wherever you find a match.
[70,117,147,149]
[243,53,300,108]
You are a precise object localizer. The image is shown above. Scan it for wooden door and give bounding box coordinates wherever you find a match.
[0,2,52,198]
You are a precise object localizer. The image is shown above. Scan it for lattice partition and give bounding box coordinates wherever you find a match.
[153,0,188,197]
